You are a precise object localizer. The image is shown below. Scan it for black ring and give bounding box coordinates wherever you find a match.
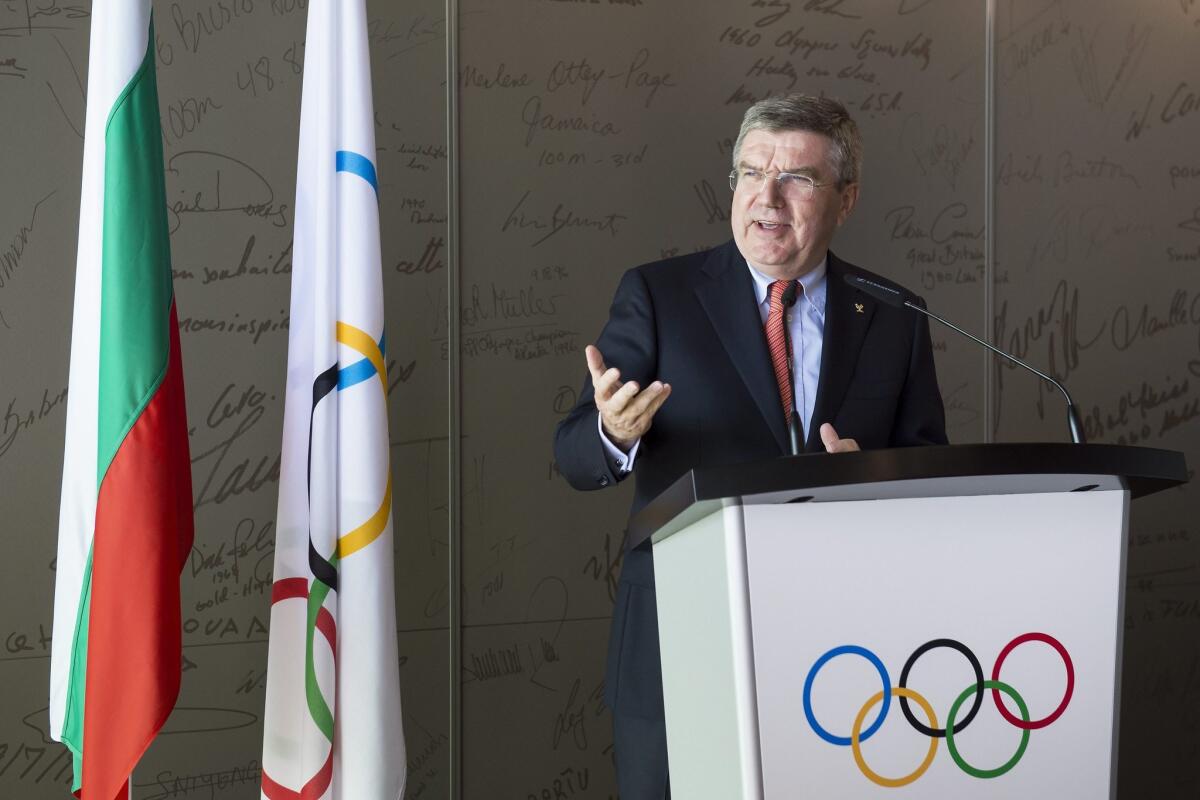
[898,638,984,738]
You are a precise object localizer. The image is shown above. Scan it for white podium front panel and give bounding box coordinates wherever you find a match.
[744,490,1127,799]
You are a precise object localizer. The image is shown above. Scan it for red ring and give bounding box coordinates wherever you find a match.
[262,579,337,800]
[990,632,1074,729]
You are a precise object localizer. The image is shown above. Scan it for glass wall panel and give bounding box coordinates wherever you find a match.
[994,1,1200,795]
[0,2,449,797]
[457,2,985,794]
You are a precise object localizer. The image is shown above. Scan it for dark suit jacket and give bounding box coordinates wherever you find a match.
[553,239,947,797]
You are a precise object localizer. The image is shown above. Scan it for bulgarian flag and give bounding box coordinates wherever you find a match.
[260,0,405,798]
[50,4,194,799]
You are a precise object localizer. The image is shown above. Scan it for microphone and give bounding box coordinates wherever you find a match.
[844,273,1086,444]
[780,281,803,455]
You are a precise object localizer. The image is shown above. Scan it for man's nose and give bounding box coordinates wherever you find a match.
[759,176,784,207]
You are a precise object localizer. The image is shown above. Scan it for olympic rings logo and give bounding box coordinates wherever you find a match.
[802,633,1074,787]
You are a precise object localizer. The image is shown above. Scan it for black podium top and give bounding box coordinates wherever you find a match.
[628,443,1188,550]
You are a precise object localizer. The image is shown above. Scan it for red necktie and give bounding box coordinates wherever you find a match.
[765,280,795,426]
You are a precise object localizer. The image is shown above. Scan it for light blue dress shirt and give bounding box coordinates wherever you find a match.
[600,257,828,473]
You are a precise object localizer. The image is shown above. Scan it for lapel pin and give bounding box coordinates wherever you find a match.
[855,303,864,314]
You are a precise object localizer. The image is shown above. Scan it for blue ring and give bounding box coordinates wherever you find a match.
[335,150,379,196]
[803,645,891,746]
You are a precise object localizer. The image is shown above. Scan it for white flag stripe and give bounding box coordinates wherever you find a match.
[50,0,151,742]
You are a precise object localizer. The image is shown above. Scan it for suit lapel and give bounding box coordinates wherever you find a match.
[694,242,789,453]
[806,253,876,451]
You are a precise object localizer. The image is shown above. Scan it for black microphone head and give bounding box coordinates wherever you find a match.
[844,273,906,308]
[781,280,799,307]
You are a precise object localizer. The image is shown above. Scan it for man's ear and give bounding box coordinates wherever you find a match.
[837,182,859,226]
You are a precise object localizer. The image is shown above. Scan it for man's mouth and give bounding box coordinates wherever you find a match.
[755,220,786,231]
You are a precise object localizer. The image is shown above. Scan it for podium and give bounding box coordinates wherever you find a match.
[629,444,1187,800]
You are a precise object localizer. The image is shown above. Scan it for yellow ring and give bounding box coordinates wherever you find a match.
[850,687,938,788]
[332,320,393,559]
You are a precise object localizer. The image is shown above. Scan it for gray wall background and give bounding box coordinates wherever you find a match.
[1,0,1197,798]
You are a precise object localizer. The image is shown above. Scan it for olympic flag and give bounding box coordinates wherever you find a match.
[50,5,194,799]
[260,1,405,798]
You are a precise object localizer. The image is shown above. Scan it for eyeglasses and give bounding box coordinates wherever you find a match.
[728,168,837,199]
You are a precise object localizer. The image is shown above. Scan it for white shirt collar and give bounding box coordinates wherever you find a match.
[745,256,828,314]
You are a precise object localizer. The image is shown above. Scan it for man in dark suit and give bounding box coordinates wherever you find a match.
[553,94,947,799]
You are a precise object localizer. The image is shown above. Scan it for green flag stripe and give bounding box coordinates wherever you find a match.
[96,18,174,486]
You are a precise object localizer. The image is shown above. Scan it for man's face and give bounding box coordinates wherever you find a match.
[730,128,859,280]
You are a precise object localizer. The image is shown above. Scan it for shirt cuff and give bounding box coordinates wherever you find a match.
[597,415,640,474]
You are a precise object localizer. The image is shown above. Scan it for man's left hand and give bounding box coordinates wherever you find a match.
[820,423,860,453]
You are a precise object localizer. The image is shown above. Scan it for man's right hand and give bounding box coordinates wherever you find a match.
[586,344,671,452]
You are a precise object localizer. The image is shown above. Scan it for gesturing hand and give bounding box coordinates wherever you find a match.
[586,344,671,452]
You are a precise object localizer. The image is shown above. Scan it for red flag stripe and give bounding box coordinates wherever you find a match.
[82,305,193,800]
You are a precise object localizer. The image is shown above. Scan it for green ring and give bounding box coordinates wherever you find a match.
[945,680,1030,779]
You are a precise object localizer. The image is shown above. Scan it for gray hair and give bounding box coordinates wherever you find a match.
[732,93,862,186]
